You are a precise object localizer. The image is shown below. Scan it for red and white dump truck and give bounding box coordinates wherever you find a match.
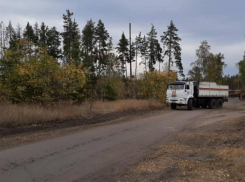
[166,81,229,110]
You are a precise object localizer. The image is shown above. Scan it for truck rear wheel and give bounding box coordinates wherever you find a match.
[217,99,223,109]
[209,99,217,109]
[187,99,193,110]
[171,103,177,110]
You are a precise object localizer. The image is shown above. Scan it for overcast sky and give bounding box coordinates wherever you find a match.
[1,0,245,76]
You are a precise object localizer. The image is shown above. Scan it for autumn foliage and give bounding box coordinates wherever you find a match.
[0,39,176,104]
[0,40,86,103]
[136,71,177,102]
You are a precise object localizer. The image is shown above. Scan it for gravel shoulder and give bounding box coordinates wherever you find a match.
[116,116,245,182]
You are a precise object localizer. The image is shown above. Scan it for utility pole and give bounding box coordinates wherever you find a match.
[0,21,3,59]
[135,36,137,78]
[129,23,132,77]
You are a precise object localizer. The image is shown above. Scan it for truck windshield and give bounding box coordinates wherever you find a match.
[168,85,184,90]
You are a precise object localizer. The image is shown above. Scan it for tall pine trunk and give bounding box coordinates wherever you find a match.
[168,37,172,76]
[159,61,160,72]
[98,43,101,78]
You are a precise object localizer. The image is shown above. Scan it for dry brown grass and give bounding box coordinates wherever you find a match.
[0,102,87,127]
[0,99,163,127]
[89,99,163,111]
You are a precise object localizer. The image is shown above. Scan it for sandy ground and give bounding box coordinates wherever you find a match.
[0,98,244,182]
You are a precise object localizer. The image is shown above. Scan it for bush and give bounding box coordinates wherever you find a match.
[0,43,86,103]
[136,71,177,102]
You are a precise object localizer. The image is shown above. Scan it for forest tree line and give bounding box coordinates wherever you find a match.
[0,10,179,103]
[0,10,243,104]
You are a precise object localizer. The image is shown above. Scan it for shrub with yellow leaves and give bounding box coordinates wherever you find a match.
[0,41,86,103]
[136,71,177,102]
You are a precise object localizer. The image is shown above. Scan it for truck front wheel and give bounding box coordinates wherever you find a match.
[187,99,193,110]
[171,103,177,110]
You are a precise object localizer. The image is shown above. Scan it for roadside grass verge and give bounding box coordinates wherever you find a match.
[0,99,163,128]
[117,117,245,182]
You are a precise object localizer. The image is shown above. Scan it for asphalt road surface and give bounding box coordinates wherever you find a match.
[0,98,244,182]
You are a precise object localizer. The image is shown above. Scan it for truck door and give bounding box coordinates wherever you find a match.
[185,84,190,97]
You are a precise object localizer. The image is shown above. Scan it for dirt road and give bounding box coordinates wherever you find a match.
[0,98,244,182]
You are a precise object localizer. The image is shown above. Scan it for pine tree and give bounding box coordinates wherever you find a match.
[47,27,61,59]
[82,19,95,56]
[156,41,163,72]
[140,35,148,71]
[39,22,49,49]
[147,24,158,71]
[5,21,16,49]
[33,22,39,45]
[61,10,81,64]
[105,36,115,71]
[95,19,110,77]
[130,41,136,72]
[161,20,183,76]
[8,24,22,51]
[81,19,96,73]
[135,32,142,77]
[105,38,119,77]
[32,22,40,56]
[117,32,129,77]
[9,32,18,51]
[23,22,35,51]
[5,21,15,41]
[107,36,113,52]
[16,24,22,39]
[23,22,34,43]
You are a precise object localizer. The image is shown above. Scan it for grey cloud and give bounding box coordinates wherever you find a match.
[0,0,244,76]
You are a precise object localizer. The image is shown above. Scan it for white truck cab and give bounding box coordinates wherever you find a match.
[166,81,229,110]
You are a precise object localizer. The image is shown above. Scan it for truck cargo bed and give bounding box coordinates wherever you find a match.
[198,82,229,97]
